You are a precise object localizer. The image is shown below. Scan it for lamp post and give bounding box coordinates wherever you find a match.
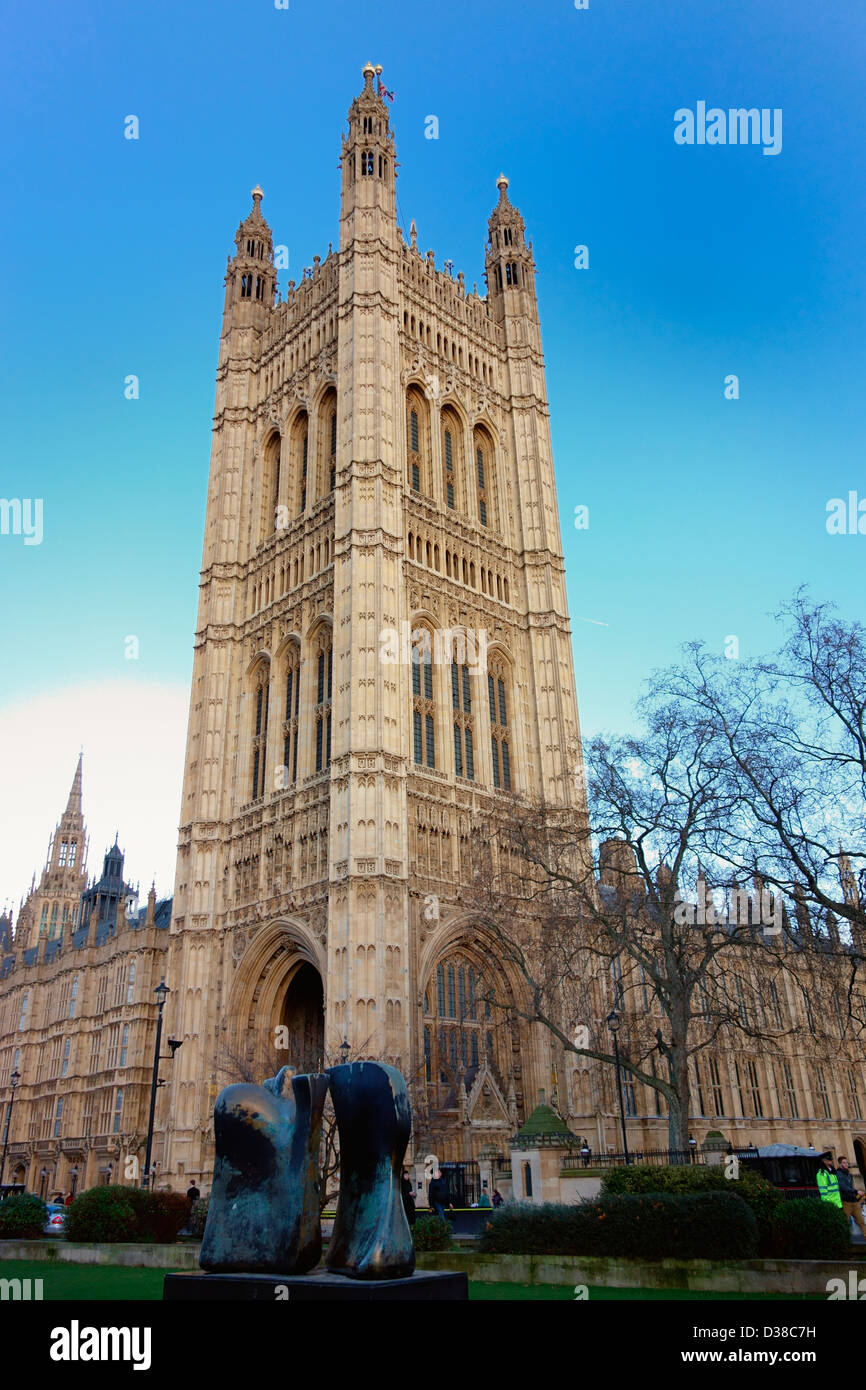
[0,1067,21,1189]
[143,981,169,1190]
[339,1038,350,1065]
[606,1010,631,1165]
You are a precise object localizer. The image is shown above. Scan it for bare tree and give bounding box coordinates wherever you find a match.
[461,698,821,1152]
[651,591,866,1032]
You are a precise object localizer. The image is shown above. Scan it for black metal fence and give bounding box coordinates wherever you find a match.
[562,1148,705,1170]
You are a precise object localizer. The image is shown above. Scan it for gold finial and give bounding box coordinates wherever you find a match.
[251,185,264,206]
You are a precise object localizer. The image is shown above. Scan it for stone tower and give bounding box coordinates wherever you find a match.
[164,65,587,1180]
[19,754,88,950]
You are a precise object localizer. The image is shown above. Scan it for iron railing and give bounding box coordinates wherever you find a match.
[562,1147,705,1170]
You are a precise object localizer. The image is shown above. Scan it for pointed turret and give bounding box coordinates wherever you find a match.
[339,62,397,250]
[484,173,537,323]
[222,186,276,330]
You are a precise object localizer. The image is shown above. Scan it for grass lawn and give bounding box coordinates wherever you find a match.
[0,1262,823,1301]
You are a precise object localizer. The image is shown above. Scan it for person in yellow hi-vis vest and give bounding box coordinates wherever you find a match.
[816,1152,842,1207]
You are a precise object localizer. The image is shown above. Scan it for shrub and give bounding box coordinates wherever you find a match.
[126,1189,190,1243]
[769,1199,850,1260]
[479,1192,759,1260]
[65,1186,137,1243]
[0,1193,47,1239]
[602,1163,782,1252]
[64,1186,190,1244]
[412,1214,453,1252]
[188,1196,209,1239]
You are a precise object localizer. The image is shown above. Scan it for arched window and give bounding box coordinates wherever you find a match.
[505,262,519,286]
[406,389,430,496]
[473,427,497,529]
[425,949,512,1111]
[488,658,512,790]
[314,630,333,773]
[440,407,463,514]
[250,663,270,800]
[361,150,374,175]
[451,655,474,781]
[317,390,337,498]
[292,412,309,514]
[69,977,78,1018]
[282,644,301,785]
[411,627,435,768]
[112,1088,124,1134]
[263,432,281,539]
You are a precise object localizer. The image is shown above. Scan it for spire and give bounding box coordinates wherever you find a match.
[65,752,83,818]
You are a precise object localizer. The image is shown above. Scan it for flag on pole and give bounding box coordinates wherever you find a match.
[377,78,395,102]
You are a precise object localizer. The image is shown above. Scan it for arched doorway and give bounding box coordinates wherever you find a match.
[853,1136,866,1189]
[279,962,325,1073]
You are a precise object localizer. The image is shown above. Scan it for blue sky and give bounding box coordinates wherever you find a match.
[1,0,864,906]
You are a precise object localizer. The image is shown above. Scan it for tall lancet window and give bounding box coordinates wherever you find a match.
[292,411,309,515]
[411,627,435,768]
[406,389,430,496]
[451,656,475,781]
[282,645,301,786]
[314,631,333,773]
[263,431,281,540]
[473,426,497,530]
[489,659,512,791]
[440,407,463,514]
[318,389,337,498]
[251,664,270,800]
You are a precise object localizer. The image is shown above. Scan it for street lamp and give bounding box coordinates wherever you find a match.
[606,1010,631,1165]
[143,981,181,1190]
[0,1067,21,1190]
[339,1039,350,1065]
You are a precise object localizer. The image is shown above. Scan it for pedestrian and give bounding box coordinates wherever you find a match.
[835,1157,866,1240]
[186,1181,201,1205]
[401,1168,416,1228]
[64,1192,74,1207]
[478,1184,492,1209]
[580,1138,591,1168]
[492,1189,504,1208]
[427,1169,452,1220]
[816,1151,843,1208]
[688,1134,697,1163]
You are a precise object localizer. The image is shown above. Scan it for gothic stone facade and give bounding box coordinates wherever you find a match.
[161,65,588,1179]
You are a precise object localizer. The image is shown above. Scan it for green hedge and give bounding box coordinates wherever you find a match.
[188,1196,209,1239]
[602,1164,782,1252]
[412,1214,453,1252]
[769,1199,850,1260]
[0,1193,48,1239]
[64,1186,191,1243]
[479,1192,758,1260]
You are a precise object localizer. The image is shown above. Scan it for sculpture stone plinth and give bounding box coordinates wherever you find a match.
[164,1270,468,1301]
